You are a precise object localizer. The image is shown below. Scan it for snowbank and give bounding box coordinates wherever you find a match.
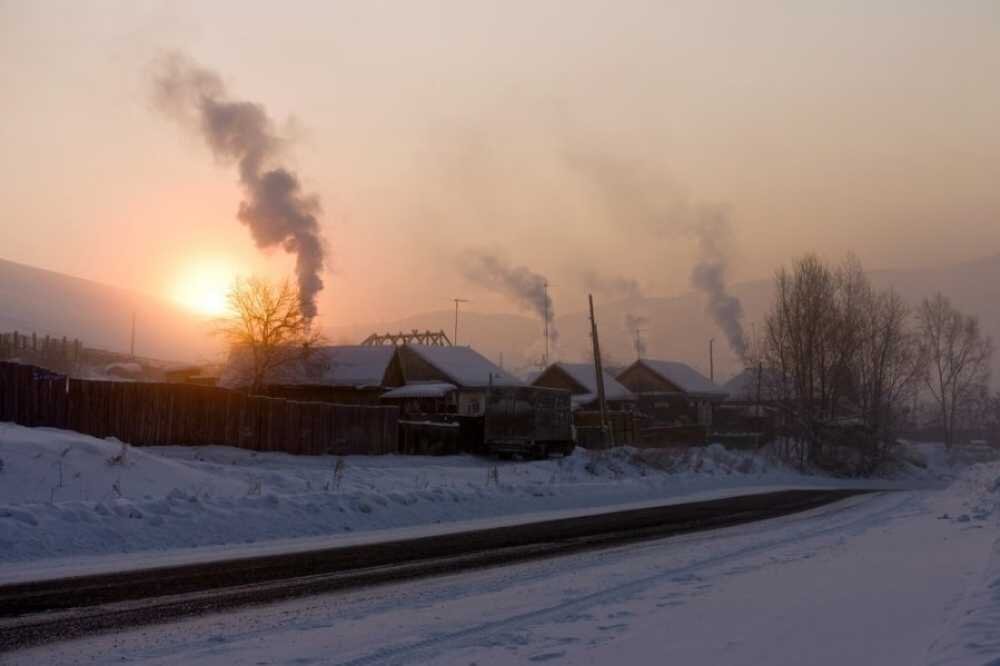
[925,462,1000,665]
[0,423,929,574]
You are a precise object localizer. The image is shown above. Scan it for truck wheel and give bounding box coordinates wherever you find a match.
[534,443,549,460]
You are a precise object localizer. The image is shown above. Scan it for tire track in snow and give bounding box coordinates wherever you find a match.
[336,492,917,666]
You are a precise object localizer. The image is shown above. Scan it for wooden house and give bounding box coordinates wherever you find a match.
[531,362,635,412]
[219,345,396,404]
[616,359,727,427]
[712,367,784,443]
[380,344,523,419]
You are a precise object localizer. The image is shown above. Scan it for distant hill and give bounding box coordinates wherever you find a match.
[0,257,220,364]
[333,254,1000,384]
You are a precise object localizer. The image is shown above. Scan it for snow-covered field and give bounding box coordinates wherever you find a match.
[0,423,935,581]
[10,457,1000,665]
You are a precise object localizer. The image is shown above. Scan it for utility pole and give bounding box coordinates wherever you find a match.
[543,281,550,366]
[589,294,613,447]
[709,338,715,382]
[130,312,136,359]
[452,298,468,346]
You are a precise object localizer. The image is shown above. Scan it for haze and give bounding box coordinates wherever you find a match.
[2,0,999,340]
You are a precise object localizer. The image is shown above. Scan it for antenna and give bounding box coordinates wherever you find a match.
[452,298,469,346]
[543,281,550,365]
[633,327,646,360]
[130,312,136,359]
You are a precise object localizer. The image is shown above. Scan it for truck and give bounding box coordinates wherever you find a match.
[480,385,575,458]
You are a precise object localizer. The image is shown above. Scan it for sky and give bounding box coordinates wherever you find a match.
[2,0,999,331]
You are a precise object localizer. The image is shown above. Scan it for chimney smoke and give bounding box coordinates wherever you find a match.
[151,52,326,319]
[460,252,558,345]
[690,210,747,358]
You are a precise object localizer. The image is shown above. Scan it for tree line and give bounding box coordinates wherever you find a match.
[756,254,994,474]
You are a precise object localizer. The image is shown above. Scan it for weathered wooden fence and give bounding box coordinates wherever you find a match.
[0,361,399,455]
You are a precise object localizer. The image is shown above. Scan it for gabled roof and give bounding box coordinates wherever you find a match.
[623,359,728,399]
[534,362,634,404]
[312,346,395,387]
[219,345,394,389]
[404,344,523,388]
[722,367,785,402]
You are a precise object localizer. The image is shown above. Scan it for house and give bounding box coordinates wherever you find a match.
[616,359,727,426]
[219,345,396,404]
[380,344,523,418]
[530,362,639,447]
[530,362,635,412]
[712,366,785,442]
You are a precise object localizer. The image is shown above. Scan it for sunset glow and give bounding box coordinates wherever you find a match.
[170,259,236,317]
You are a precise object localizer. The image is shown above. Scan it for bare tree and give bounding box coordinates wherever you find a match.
[853,286,922,460]
[219,276,324,393]
[761,254,923,473]
[917,293,994,448]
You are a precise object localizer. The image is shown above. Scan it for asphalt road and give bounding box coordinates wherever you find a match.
[0,488,875,652]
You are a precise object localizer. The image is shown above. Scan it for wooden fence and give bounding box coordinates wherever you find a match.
[0,361,399,455]
[574,411,641,448]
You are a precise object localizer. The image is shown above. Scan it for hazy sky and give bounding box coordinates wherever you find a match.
[2,0,999,330]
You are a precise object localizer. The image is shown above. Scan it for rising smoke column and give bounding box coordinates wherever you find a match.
[461,252,558,344]
[690,210,747,358]
[151,53,325,318]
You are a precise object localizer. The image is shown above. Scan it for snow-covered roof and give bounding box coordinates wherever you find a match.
[722,367,785,401]
[312,346,395,387]
[381,382,457,399]
[537,362,634,403]
[405,345,523,388]
[630,359,728,398]
[220,345,394,389]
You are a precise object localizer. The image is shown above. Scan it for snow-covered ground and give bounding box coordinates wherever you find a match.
[9,458,1000,665]
[0,423,935,581]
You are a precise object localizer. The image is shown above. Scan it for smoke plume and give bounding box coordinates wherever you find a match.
[151,52,326,319]
[460,252,558,344]
[690,211,747,358]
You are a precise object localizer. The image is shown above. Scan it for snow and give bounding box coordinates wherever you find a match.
[312,345,395,387]
[0,423,926,582]
[540,362,634,403]
[220,345,394,389]
[406,344,522,387]
[12,460,1000,666]
[381,382,457,399]
[632,358,728,398]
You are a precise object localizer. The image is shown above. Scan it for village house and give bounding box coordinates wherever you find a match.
[530,362,638,447]
[712,366,785,443]
[219,345,396,405]
[615,359,728,427]
[530,362,635,412]
[380,344,522,418]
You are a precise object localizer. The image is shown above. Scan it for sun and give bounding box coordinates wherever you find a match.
[171,259,236,317]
